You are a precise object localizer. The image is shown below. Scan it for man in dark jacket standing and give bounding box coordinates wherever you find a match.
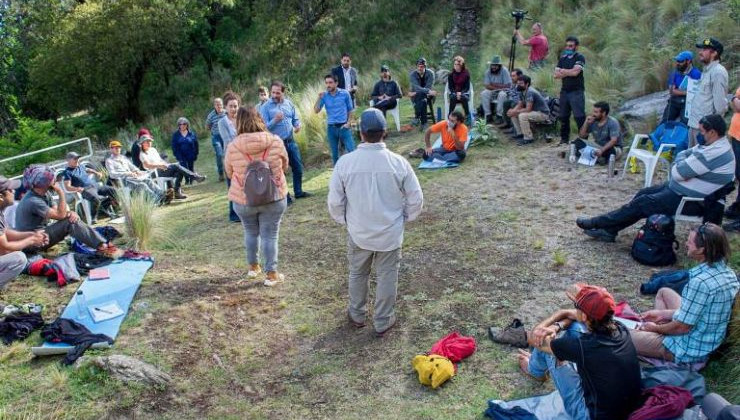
[331,52,358,103]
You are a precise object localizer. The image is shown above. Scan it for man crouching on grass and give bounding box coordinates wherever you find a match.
[490,284,642,420]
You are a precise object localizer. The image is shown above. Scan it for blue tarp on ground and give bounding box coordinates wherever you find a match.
[31,259,153,355]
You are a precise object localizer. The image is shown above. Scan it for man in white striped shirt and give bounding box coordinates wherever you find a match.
[576,114,734,242]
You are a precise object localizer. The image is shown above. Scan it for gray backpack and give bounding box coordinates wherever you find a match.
[242,143,280,206]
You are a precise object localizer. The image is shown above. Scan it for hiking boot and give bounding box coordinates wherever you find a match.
[489,318,528,348]
[583,228,616,242]
[247,264,262,278]
[408,148,425,158]
[294,191,313,199]
[174,189,187,200]
[510,134,524,140]
[348,312,365,329]
[723,219,740,232]
[194,174,207,183]
[517,138,534,146]
[375,318,397,338]
[493,116,504,125]
[263,271,285,287]
[576,217,596,230]
[485,114,494,124]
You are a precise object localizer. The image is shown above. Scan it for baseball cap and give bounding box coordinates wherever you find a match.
[139,134,154,143]
[416,57,427,65]
[674,51,693,62]
[696,37,723,55]
[360,108,387,133]
[109,140,122,148]
[566,283,616,322]
[65,151,81,160]
[488,55,503,65]
[380,65,390,72]
[0,176,21,193]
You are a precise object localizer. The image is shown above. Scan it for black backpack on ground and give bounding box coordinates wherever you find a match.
[631,214,678,266]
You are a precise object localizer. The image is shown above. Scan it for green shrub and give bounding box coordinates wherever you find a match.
[0,114,65,176]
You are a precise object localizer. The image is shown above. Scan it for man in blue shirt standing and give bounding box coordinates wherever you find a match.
[662,51,702,124]
[261,81,312,200]
[314,74,356,165]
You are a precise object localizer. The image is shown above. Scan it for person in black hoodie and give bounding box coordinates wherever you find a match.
[492,283,642,420]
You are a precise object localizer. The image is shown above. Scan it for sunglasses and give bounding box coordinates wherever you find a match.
[696,223,708,247]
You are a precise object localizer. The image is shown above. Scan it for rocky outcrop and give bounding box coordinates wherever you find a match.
[75,354,171,386]
[441,0,481,61]
[618,91,668,123]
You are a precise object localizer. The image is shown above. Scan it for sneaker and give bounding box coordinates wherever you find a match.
[723,219,740,232]
[174,189,187,200]
[294,191,313,199]
[263,271,285,287]
[583,228,616,242]
[97,244,124,259]
[247,264,262,278]
[408,148,425,158]
[194,174,207,183]
[489,318,528,348]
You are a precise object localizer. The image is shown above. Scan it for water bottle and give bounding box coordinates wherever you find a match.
[608,154,616,178]
[76,290,88,320]
[568,143,576,164]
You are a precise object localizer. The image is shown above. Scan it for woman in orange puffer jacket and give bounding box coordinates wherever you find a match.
[224,106,289,286]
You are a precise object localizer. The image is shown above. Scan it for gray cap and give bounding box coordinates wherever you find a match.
[360,108,387,133]
[0,176,21,193]
[65,151,80,160]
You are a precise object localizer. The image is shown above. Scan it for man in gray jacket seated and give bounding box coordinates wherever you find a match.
[328,109,424,337]
[409,57,437,131]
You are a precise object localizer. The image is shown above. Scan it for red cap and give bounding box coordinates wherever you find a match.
[566,283,616,322]
[137,128,151,137]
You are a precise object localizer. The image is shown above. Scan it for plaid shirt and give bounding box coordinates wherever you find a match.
[664,261,739,363]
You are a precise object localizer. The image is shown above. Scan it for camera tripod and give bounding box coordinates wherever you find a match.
[509,9,532,71]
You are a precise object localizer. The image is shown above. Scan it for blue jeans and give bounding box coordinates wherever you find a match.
[211,134,224,177]
[225,178,239,222]
[284,137,304,195]
[233,199,287,272]
[327,125,356,165]
[423,147,466,163]
[527,323,590,420]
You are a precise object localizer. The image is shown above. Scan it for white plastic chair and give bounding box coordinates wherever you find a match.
[620,134,676,188]
[150,168,175,191]
[368,97,402,132]
[443,82,475,120]
[674,197,704,223]
[54,169,94,225]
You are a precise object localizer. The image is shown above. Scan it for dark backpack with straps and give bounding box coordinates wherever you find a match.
[242,146,280,206]
[631,214,678,266]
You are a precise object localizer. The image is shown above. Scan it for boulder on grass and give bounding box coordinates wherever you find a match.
[75,354,171,386]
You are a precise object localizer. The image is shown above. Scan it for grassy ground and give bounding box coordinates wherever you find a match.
[1,103,739,418]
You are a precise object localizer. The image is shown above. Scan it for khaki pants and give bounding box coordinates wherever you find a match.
[0,251,27,289]
[511,111,549,139]
[629,329,675,361]
[347,236,401,333]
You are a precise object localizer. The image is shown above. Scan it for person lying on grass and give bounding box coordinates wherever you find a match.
[490,283,641,420]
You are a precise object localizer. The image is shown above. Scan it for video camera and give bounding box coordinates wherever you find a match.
[511,9,529,28]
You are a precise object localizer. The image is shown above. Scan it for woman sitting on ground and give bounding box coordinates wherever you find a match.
[139,134,206,200]
[224,106,289,286]
[447,55,471,121]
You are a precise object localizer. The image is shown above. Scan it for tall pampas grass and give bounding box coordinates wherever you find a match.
[115,187,158,251]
